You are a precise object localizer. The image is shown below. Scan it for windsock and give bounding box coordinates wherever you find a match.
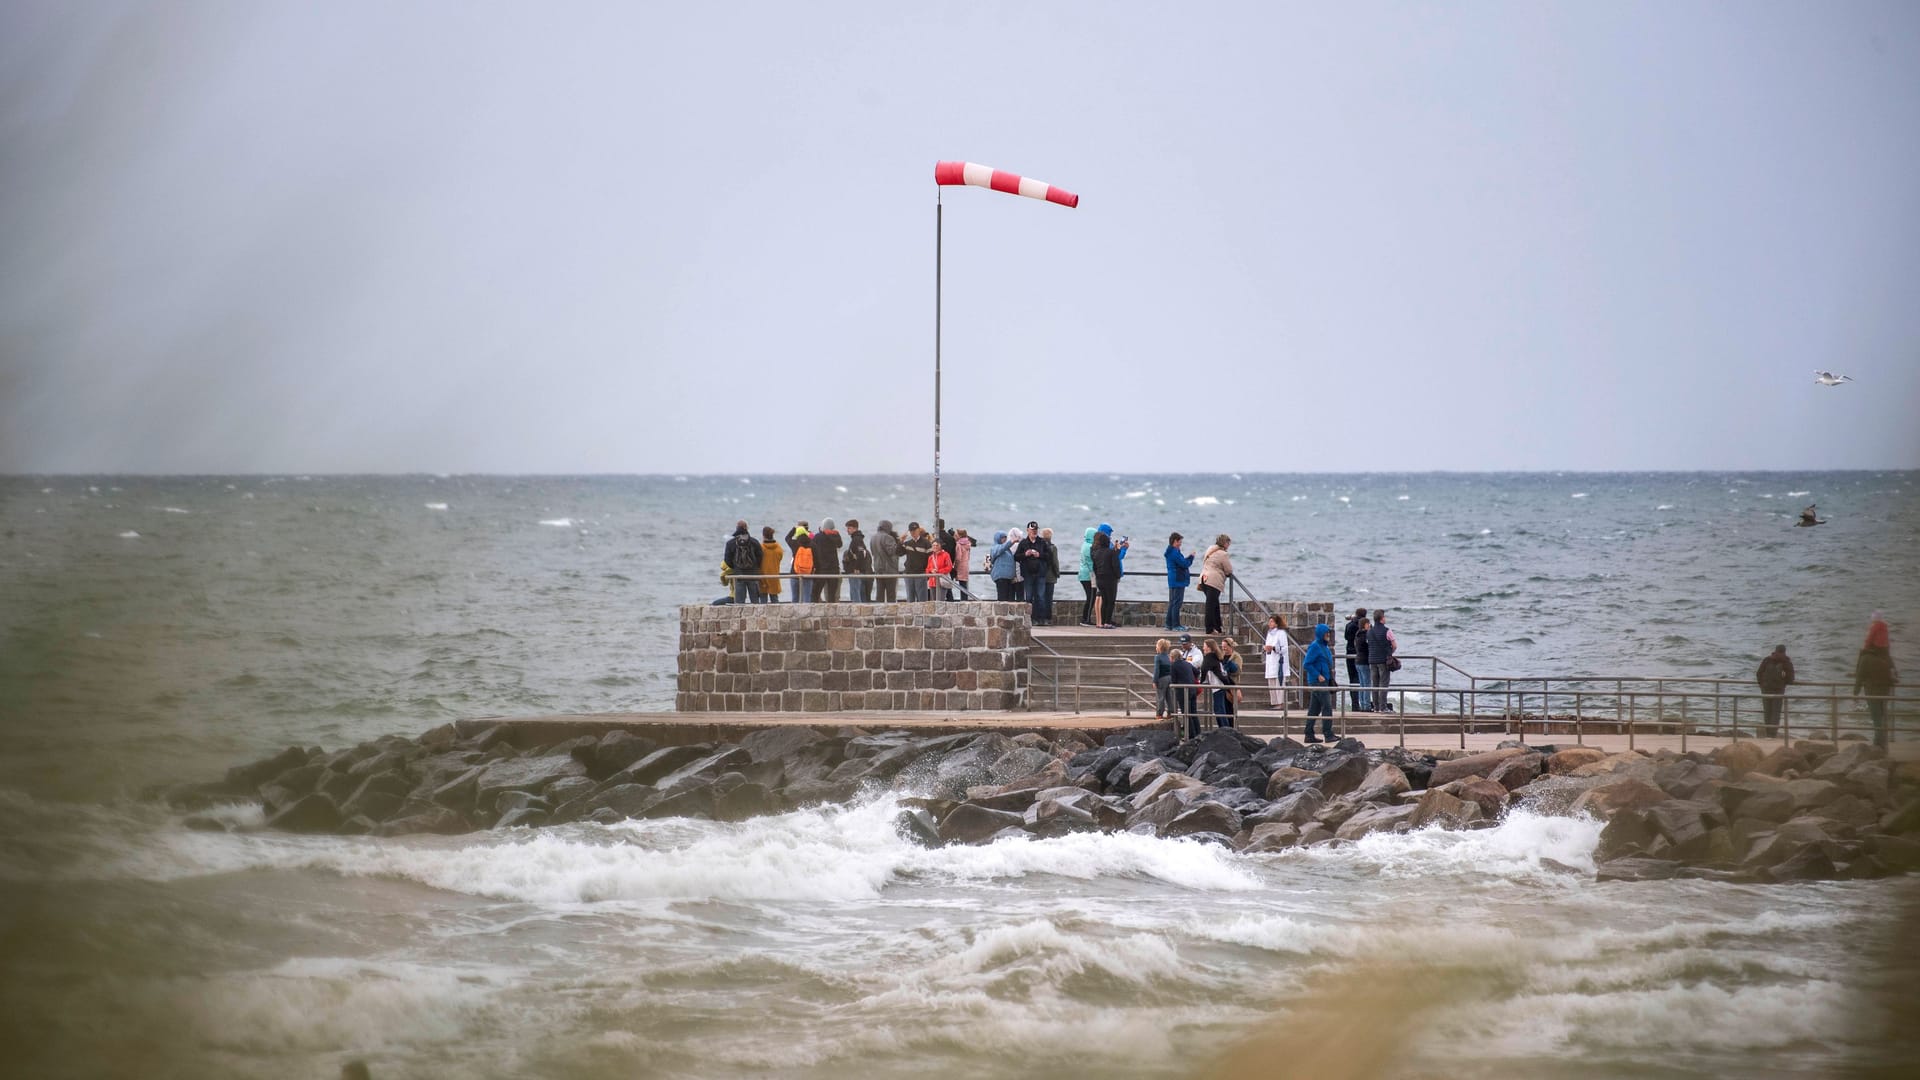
[934,161,1079,208]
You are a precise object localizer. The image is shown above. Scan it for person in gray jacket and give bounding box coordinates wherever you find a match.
[869,521,902,603]
[1366,610,1395,713]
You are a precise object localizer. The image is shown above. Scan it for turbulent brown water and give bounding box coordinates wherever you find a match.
[2,473,1916,1077]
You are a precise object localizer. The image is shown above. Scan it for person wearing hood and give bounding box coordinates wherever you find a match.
[988,529,1020,602]
[843,520,873,603]
[900,522,934,602]
[870,521,902,603]
[810,520,844,603]
[1854,612,1898,749]
[786,523,813,603]
[1302,623,1338,743]
[1164,532,1194,631]
[1077,527,1098,625]
[1091,530,1123,628]
[758,526,784,603]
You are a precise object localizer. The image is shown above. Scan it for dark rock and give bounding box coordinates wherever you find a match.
[1596,808,1661,862]
[1334,737,1367,753]
[266,792,341,833]
[492,790,550,816]
[1595,857,1681,882]
[1313,755,1372,799]
[1164,802,1244,839]
[615,744,716,786]
[739,726,827,763]
[1429,748,1530,788]
[576,731,659,779]
[225,746,310,792]
[1409,789,1481,829]
[430,765,486,813]
[1445,778,1511,821]
[1719,781,1796,823]
[1251,789,1326,828]
[336,815,379,836]
[939,803,1025,845]
[896,808,941,847]
[1868,834,1920,873]
[494,807,549,829]
[582,783,657,820]
[1884,798,1920,836]
[376,806,469,836]
[1753,745,1813,778]
[1126,793,1192,834]
[347,748,414,779]
[1487,754,1545,792]
[474,755,587,808]
[714,782,774,822]
[1335,803,1419,841]
[1239,822,1299,853]
[1812,742,1882,779]
[639,786,713,820]
[1295,822,1334,846]
[1763,846,1838,882]
[654,747,752,794]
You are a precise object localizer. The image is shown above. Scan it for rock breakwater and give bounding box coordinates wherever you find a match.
[174,724,1920,882]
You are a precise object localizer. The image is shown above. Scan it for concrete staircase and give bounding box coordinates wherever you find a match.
[1026,626,1166,715]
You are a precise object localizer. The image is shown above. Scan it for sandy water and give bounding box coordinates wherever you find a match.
[2,473,1917,1076]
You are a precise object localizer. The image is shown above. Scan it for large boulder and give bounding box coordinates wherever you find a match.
[1335,803,1420,841]
[714,781,774,823]
[1644,798,1728,860]
[1595,857,1681,882]
[1428,747,1531,788]
[1812,742,1882,779]
[1568,752,1655,780]
[1263,767,1319,799]
[581,783,658,820]
[474,755,588,809]
[1568,778,1669,822]
[1547,747,1608,775]
[1753,745,1813,778]
[1486,753,1545,792]
[939,803,1025,845]
[1239,822,1300,853]
[266,792,341,833]
[1708,741,1767,777]
[1780,778,1843,813]
[614,744,715,786]
[1132,771,1208,808]
[577,731,659,779]
[1163,802,1244,840]
[375,806,468,836]
[1353,763,1412,803]
[226,746,311,793]
[1313,755,1373,799]
[1443,778,1511,821]
[739,726,826,763]
[1409,789,1482,829]
[1249,789,1325,828]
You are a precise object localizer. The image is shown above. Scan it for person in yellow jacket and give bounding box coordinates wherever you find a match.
[758,526,784,604]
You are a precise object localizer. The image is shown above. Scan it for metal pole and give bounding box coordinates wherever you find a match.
[933,189,943,538]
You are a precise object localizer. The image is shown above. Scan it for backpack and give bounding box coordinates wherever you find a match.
[727,534,760,574]
[793,545,814,574]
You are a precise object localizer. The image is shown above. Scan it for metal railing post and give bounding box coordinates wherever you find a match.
[1829,691,1839,744]
[1782,695,1790,745]
[1574,689,1583,745]
[1628,690,1636,752]
[1680,695,1688,753]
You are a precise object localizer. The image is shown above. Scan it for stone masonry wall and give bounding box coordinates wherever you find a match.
[676,602,1031,713]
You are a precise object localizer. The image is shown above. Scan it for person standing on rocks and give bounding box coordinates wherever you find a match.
[870,521,902,603]
[1344,607,1367,710]
[1164,532,1194,631]
[1199,535,1233,635]
[758,526,784,603]
[1367,609,1396,713]
[1854,613,1899,749]
[843,520,873,603]
[725,521,762,604]
[810,520,844,603]
[1302,622,1338,743]
[901,522,934,602]
[1755,644,1795,738]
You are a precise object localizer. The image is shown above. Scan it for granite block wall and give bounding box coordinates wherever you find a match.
[676,602,1032,712]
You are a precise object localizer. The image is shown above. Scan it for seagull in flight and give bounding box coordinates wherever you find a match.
[1813,370,1854,387]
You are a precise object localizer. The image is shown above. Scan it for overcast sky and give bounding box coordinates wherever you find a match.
[1,1,1916,474]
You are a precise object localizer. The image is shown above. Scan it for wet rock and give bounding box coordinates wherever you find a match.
[939,803,1025,845]
[1883,798,1920,836]
[1547,747,1608,775]
[226,746,311,793]
[543,776,595,807]
[1127,793,1193,834]
[1128,759,1173,790]
[267,792,341,833]
[1428,747,1531,788]
[1595,808,1660,861]
[1294,822,1334,847]
[1867,834,1920,872]
[967,785,1044,813]
[1249,789,1325,828]
[1132,771,1208,808]
[1353,763,1411,803]
[1708,741,1767,776]
[576,731,659,779]
[1569,778,1669,822]
[1594,857,1681,882]
[1652,760,1730,801]
[654,747,752,794]
[494,806,548,829]
[1025,795,1098,837]
[739,726,826,763]
[1644,799,1727,860]
[1443,778,1511,821]
[1335,803,1419,841]
[895,808,941,847]
[614,744,716,786]
[1779,778,1842,813]
[474,755,588,808]
[1313,755,1372,799]
[714,782,774,822]
[1487,754,1544,792]
[582,783,657,820]
[375,806,468,836]
[1812,742,1881,779]
[1164,802,1243,839]
[1239,822,1300,853]
[1410,789,1481,829]
[993,747,1058,782]
[1313,798,1365,832]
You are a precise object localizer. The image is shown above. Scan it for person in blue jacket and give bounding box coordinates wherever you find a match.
[1077,527,1098,626]
[988,529,1020,602]
[1163,532,1194,631]
[1302,623,1339,743]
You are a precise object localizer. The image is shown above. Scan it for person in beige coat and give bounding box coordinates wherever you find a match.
[1198,535,1233,634]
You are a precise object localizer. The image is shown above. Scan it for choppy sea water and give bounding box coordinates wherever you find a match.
[2,472,1917,1077]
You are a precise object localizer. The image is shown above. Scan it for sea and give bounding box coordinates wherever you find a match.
[2,472,1916,1078]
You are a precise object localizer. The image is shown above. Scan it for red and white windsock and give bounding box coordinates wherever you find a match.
[934,161,1079,209]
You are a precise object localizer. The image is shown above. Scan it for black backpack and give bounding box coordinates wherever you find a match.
[727,534,761,574]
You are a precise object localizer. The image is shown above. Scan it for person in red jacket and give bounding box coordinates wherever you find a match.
[926,545,954,601]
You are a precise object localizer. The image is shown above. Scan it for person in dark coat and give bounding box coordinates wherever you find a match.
[1343,607,1367,709]
[1171,641,1201,739]
[843,520,873,603]
[1302,622,1338,743]
[1366,610,1395,713]
[1352,614,1373,712]
[810,520,844,603]
[870,521,902,602]
[1854,613,1898,749]
[900,522,934,602]
[1091,531,1123,629]
[1755,645,1795,738]
[724,520,762,604]
[1018,521,1053,623]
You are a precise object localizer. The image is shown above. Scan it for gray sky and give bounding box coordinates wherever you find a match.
[2,1,1916,474]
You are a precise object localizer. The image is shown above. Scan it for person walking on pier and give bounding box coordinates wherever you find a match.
[1344,607,1366,709]
[901,523,934,602]
[1755,644,1795,738]
[725,521,763,604]
[1077,527,1098,625]
[810,521,844,603]
[1854,613,1898,749]
[1199,535,1233,635]
[870,521,902,603]
[843,520,873,603]
[1302,622,1338,743]
[786,523,813,603]
[1367,609,1396,713]
[1164,532,1194,631]
[758,526,784,603]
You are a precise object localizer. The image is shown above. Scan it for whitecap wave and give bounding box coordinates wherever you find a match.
[1188,496,1219,507]
[118,530,140,539]
[538,518,573,528]
[424,503,449,511]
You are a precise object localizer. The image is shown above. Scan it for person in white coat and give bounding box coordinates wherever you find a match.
[1262,614,1293,712]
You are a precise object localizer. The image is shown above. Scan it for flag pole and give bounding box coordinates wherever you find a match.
[933,185,943,547]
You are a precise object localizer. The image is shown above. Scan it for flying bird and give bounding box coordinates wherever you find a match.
[1812,371,1854,387]
[1796,504,1827,527]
